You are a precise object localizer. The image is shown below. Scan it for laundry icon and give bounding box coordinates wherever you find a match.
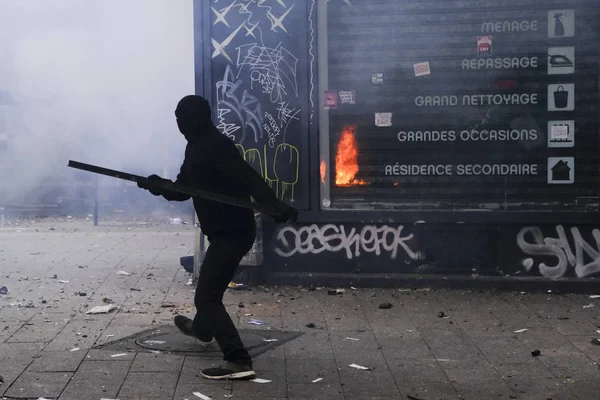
[548,47,575,75]
[548,84,575,111]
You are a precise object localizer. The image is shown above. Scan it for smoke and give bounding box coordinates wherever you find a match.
[0,0,194,207]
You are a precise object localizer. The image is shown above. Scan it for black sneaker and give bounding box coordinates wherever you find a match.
[174,315,215,346]
[201,362,256,380]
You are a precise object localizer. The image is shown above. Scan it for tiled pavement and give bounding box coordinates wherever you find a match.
[0,218,599,399]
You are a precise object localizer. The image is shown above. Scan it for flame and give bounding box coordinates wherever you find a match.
[335,126,368,186]
[320,160,326,183]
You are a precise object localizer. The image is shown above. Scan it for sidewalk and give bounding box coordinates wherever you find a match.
[1,218,599,400]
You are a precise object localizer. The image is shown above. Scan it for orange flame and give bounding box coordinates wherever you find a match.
[320,160,326,183]
[335,126,368,186]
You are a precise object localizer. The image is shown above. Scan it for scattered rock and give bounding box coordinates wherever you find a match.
[378,302,393,309]
[41,300,47,304]
[238,303,245,308]
[78,292,87,297]
[591,338,600,346]
[328,289,344,295]
[531,350,541,357]
[438,311,446,318]
[306,323,316,328]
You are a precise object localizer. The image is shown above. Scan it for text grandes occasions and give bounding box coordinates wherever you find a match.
[397,129,538,142]
[384,164,538,176]
[415,93,538,107]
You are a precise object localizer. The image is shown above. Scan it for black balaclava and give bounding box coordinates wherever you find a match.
[175,95,214,141]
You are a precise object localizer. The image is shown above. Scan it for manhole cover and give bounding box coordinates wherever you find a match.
[94,326,303,358]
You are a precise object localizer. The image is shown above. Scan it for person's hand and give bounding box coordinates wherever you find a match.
[272,203,298,224]
[137,174,164,194]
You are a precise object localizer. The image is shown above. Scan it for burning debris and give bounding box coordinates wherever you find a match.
[335,126,368,187]
[320,160,326,184]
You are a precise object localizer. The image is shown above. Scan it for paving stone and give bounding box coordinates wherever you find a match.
[508,378,579,399]
[389,361,449,383]
[397,381,460,400]
[29,350,86,372]
[453,379,517,400]
[130,352,185,372]
[60,360,131,399]
[232,377,287,399]
[118,371,179,398]
[288,382,344,399]
[286,358,340,384]
[442,359,503,383]
[4,371,73,398]
[85,349,137,361]
[174,383,232,400]
[284,331,334,359]
[44,318,108,351]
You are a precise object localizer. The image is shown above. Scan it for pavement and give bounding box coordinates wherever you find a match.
[1,216,600,400]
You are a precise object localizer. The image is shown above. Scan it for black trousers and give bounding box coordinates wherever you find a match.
[192,233,255,365]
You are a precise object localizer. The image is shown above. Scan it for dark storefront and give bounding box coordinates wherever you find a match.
[195,0,600,291]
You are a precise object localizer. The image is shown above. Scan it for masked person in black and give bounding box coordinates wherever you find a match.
[138,95,298,380]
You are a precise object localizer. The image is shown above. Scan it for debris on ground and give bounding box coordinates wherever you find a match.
[349,363,372,370]
[228,282,247,290]
[57,280,69,284]
[238,302,245,308]
[103,297,114,304]
[86,304,119,314]
[438,311,446,318]
[144,340,166,345]
[130,288,141,291]
[590,295,600,299]
[378,302,393,309]
[306,323,316,328]
[514,329,528,333]
[110,353,128,358]
[248,319,265,325]
[344,337,360,341]
[117,270,131,276]
[263,338,278,342]
[406,395,424,400]
[312,377,323,383]
[531,349,541,357]
[591,338,600,346]
[0,285,7,295]
[161,303,176,308]
[77,292,87,296]
[328,289,345,295]
[192,392,212,400]
[582,303,595,309]
[70,347,80,352]
[51,274,57,279]
[251,378,272,383]
[186,279,193,286]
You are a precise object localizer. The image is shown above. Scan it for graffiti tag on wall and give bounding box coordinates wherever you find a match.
[274,224,425,260]
[516,225,600,279]
[211,0,308,202]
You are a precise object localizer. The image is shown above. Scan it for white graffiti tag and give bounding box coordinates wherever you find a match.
[235,42,298,105]
[216,64,264,143]
[274,224,424,260]
[516,225,600,279]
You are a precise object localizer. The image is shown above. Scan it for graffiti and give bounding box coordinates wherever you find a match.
[266,4,294,32]
[308,0,315,121]
[212,2,236,27]
[236,143,299,200]
[216,65,264,143]
[212,23,246,63]
[264,112,280,148]
[212,0,303,201]
[516,225,600,279]
[274,224,424,260]
[236,42,298,105]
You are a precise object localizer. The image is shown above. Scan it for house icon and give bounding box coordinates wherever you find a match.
[551,160,571,181]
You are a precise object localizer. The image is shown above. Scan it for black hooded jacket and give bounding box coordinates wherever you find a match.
[158,95,286,239]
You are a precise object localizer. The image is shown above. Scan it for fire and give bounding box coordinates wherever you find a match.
[335,125,368,186]
[320,160,326,183]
